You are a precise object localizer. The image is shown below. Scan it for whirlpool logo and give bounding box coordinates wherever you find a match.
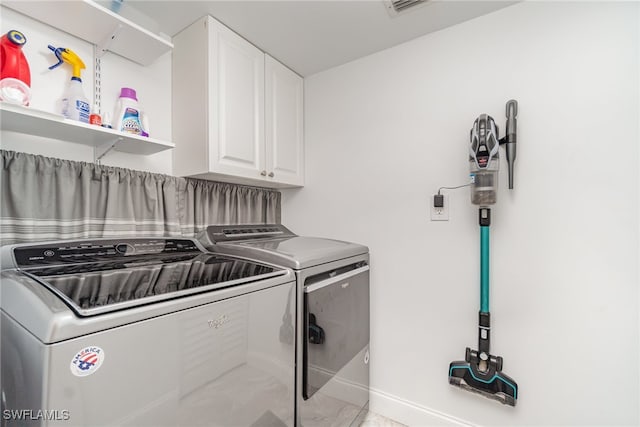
[208,315,229,329]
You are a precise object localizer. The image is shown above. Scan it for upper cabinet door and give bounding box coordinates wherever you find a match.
[265,55,304,187]
[172,16,304,188]
[209,19,265,180]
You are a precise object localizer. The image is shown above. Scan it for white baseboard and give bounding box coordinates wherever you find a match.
[369,388,476,427]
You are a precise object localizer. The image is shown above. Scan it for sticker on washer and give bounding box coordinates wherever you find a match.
[70,346,105,377]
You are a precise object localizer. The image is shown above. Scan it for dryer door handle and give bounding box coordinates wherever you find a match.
[304,266,370,293]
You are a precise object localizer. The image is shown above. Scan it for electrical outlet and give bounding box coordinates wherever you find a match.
[431,194,449,221]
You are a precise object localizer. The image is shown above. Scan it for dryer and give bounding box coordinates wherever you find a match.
[199,224,370,427]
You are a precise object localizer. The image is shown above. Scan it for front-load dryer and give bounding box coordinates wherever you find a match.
[199,224,370,427]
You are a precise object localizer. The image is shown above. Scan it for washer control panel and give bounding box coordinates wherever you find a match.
[13,239,200,267]
[205,224,294,243]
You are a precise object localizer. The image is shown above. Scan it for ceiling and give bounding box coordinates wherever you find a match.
[125,0,517,76]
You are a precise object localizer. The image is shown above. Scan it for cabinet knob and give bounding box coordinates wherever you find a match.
[260,170,267,176]
[268,172,275,178]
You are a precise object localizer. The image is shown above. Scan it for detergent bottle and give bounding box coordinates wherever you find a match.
[114,87,149,136]
[48,45,90,123]
[0,30,32,105]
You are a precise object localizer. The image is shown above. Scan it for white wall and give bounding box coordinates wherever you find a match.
[0,7,172,174]
[283,2,639,426]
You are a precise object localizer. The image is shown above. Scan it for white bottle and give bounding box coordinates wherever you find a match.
[114,87,148,136]
[61,77,90,123]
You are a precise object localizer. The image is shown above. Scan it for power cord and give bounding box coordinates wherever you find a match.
[437,183,472,195]
[433,181,473,214]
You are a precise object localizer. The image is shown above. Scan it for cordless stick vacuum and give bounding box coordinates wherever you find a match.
[448,100,519,406]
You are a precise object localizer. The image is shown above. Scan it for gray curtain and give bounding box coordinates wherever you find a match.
[180,178,281,237]
[0,150,281,245]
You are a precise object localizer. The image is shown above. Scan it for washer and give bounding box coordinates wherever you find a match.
[199,224,370,427]
[1,237,295,426]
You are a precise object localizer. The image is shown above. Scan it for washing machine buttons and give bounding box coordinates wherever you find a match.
[115,243,134,255]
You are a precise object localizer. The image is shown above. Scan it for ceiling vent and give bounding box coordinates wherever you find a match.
[384,0,429,16]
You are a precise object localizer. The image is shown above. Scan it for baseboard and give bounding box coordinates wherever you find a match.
[369,388,476,427]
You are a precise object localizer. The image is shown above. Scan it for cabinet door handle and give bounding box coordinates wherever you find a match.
[260,170,267,176]
[268,172,275,178]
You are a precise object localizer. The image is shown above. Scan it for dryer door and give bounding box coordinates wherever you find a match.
[303,262,370,399]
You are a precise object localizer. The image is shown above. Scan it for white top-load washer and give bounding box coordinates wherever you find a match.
[1,237,296,427]
[198,224,370,427]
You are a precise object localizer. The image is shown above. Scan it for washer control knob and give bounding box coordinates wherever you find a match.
[115,243,134,255]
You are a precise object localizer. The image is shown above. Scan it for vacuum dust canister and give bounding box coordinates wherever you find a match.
[469,114,499,206]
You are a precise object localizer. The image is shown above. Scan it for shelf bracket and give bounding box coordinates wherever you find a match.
[94,137,122,163]
[96,23,123,58]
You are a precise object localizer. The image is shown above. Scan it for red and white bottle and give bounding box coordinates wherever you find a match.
[0,30,31,105]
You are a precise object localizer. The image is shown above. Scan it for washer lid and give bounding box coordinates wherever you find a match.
[219,236,368,270]
[24,253,282,316]
[3,238,285,317]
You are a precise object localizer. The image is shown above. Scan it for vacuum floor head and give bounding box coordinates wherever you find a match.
[448,348,518,406]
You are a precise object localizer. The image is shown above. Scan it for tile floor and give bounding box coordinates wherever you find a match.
[359,411,407,427]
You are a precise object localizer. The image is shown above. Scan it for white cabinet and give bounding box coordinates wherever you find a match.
[265,56,304,187]
[172,16,304,188]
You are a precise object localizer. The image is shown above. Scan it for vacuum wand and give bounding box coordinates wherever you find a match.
[504,100,518,189]
[448,207,518,406]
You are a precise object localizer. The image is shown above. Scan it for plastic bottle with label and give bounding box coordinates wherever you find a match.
[0,30,32,105]
[89,104,102,126]
[62,76,90,122]
[114,87,149,137]
[47,45,90,123]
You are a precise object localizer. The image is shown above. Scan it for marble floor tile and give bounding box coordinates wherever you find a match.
[359,411,407,427]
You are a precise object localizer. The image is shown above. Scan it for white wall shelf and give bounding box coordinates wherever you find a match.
[1,103,174,157]
[2,0,172,66]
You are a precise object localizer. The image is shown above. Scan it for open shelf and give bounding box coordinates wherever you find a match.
[2,0,172,66]
[1,102,174,156]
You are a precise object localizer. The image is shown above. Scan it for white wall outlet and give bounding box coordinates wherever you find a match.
[430,194,449,221]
